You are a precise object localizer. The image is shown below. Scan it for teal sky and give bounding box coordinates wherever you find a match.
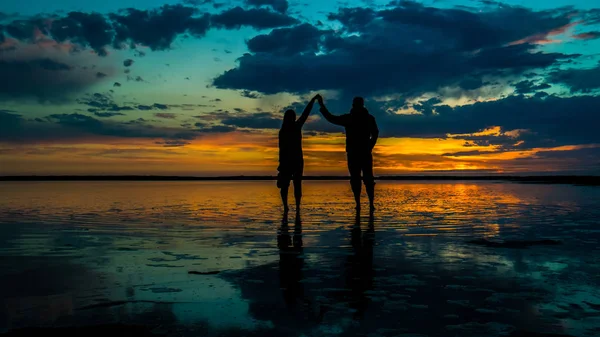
[1,0,599,175]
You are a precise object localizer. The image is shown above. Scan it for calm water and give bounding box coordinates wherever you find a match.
[0,181,599,336]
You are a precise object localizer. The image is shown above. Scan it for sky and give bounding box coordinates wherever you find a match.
[1,0,599,176]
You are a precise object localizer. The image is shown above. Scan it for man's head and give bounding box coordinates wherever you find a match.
[352,97,365,108]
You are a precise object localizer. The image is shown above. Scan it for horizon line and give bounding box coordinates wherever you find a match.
[1,174,599,185]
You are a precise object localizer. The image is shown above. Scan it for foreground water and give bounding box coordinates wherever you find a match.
[0,181,599,336]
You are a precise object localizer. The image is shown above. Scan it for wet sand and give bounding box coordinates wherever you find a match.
[0,181,599,336]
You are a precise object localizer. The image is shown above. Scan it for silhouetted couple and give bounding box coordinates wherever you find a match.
[277,95,379,213]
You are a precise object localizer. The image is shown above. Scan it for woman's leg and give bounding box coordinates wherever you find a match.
[293,165,304,210]
[278,173,290,213]
[281,184,290,213]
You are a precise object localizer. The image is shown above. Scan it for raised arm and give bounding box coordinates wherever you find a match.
[296,95,318,127]
[317,95,347,126]
[370,116,379,150]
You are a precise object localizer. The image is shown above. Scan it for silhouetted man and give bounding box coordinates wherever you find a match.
[317,95,379,211]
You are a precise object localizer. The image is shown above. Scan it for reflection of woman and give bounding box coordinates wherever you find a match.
[277,95,319,213]
[277,216,304,309]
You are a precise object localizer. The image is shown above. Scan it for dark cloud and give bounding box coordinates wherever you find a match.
[78,92,134,112]
[78,92,173,113]
[355,94,600,150]
[93,112,126,118]
[240,90,260,99]
[513,80,551,94]
[573,31,600,40]
[110,5,211,50]
[2,5,211,55]
[376,3,572,51]
[113,82,122,87]
[213,2,578,97]
[96,72,107,78]
[137,105,153,111]
[153,103,169,110]
[196,125,237,133]
[0,58,99,102]
[548,64,600,93]
[221,112,281,129]
[124,59,134,67]
[245,0,289,14]
[127,75,145,82]
[413,97,442,116]
[247,23,329,55]
[154,112,177,119]
[3,19,42,40]
[155,139,191,147]
[0,110,25,141]
[36,113,198,142]
[49,12,113,56]
[33,59,72,71]
[327,7,376,32]
[211,7,298,30]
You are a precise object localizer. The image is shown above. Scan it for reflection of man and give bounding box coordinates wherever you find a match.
[317,95,379,211]
[346,213,375,320]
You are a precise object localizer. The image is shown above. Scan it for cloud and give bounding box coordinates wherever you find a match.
[245,0,289,14]
[221,112,281,129]
[572,31,600,40]
[49,12,114,56]
[37,113,198,142]
[0,57,102,102]
[155,139,191,147]
[109,5,211,50]
[0,110,25,142]
[548,64,600,93]
[247,23,329,55]
[196,125,237,133]
[1,3,298,56]
[240,90,260,99]
[513,80,551,94]
[78,92,175,113]
[367,94,600,150]
[93,111,126,118]
[154,112,177,119]
[124,59,134,67]
[213,2,578,97]
[211,7,298,30]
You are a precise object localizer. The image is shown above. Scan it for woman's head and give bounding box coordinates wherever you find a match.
[282,109,296,127]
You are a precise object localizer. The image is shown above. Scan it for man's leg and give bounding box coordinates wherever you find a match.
[347,152,362,209]
[362,152,375,211]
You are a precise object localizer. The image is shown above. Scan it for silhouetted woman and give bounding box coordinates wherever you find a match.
[277,95,319,213]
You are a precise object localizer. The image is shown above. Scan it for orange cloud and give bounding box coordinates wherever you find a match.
[509,22,580,46]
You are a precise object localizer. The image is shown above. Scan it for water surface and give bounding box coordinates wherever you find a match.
[0,181,599,336]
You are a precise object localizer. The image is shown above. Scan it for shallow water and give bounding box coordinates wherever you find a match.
[0,181,599,336]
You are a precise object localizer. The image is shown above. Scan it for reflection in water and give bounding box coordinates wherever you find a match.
[277,215,304,310]
[345,212,375,321]
[0,181,599,336]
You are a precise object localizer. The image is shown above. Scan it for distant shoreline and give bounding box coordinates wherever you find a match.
[0,175,598,185]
